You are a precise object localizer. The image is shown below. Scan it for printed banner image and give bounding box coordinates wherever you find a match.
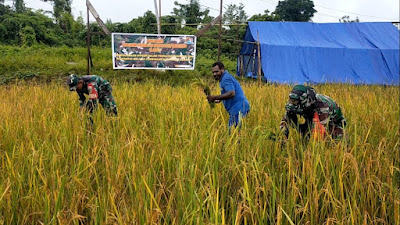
[112,33,196,70]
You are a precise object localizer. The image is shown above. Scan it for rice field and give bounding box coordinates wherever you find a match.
[0,81,399,224]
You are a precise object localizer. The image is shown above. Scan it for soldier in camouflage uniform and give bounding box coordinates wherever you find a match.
[67,74,118,116]
[280,85,346,139]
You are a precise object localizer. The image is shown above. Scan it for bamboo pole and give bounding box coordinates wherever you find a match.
[257,31,262,86]
[236,21,240,75]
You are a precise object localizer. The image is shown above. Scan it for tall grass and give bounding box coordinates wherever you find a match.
[0,81,398,224]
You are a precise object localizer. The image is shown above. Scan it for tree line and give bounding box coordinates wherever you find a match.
[0,0,358,58]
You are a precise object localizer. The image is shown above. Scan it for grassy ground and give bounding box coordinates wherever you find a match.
[0,81,398,224]
[0,45,236,86]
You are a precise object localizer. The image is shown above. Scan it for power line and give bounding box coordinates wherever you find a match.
[151,22,248,26]
[199,3,219,12]
[314,4,396,20]
[317,12,342,19]
[255,0,342,19]
[254,0,278,6]
[254,0,397,21]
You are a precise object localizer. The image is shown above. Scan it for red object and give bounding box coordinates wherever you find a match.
[87,83,98,100]
[312,112,325,139]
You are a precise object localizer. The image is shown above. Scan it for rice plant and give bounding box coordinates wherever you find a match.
[0,81,398,224]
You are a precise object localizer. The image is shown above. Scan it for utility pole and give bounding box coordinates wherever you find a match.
[159,0,162,34]
[154,0,160,34]
[86,6,91,75]
[217,0,223,61]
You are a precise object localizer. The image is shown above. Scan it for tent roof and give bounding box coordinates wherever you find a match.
[240,22,399,85]
[244,21,399,50]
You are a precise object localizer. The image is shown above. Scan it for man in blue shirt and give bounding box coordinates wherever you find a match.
[207,62,250,128]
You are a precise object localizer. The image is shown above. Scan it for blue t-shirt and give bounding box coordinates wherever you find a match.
[219,71,250,115]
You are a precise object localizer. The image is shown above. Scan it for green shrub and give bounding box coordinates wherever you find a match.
[19,25,37,46]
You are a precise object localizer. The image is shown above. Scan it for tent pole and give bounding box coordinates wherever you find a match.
[257,31,262,86]
[236,21,240,58]
[240,55,243,76]
[236,20,241,76]
[244,44,255,77]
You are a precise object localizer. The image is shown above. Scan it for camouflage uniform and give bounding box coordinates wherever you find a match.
[280,85,346,139]
[74,75,118,116]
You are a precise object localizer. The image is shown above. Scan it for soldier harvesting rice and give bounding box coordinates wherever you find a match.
[280,85,346,140]
[67,74,118,116]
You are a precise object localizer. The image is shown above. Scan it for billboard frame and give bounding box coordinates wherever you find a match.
[112,33,197,70]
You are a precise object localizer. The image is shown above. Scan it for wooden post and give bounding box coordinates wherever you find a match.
[86,6,90,75]
[236,21,240,55]
[236,20,240,75]
[86,0,110,35]
[257,31,262,86]
[86,0,110,75]
[195,15,221,38]
[217,0,223,61]
[240,55,243,76]
[244,44,256,77]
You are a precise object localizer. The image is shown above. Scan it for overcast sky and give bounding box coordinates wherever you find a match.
[6,0,400,23]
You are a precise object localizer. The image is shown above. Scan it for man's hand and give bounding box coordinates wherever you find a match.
[207,95,218,103]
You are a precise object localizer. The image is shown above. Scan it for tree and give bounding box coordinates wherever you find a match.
[274,0,316,22]
[13,0,25,13]
[40,0,72,20]
[248,9,279,21]
[0,10,62,45]
[172,0,211,27]
[339,15,359,23]
[223,3,248,24]
[40,0,73,33]
[0,24,6,42]
[0,3,12,15]
[124,11,157,34]
[141,11,158,33]
[20,25,36,46]
[161,15,180,34]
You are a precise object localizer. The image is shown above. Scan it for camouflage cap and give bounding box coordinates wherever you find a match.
[285,85,317,114]
[67,74,79,91]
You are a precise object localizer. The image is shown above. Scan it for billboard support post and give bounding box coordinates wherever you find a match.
[86,0,110,74]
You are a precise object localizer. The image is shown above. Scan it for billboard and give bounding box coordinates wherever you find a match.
[112,33,196,70]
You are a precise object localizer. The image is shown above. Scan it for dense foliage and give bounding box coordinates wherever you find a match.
[0,0,319,59]
[275,0,317,22]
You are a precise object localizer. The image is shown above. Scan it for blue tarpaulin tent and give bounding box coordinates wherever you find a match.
[239,22,399,85]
